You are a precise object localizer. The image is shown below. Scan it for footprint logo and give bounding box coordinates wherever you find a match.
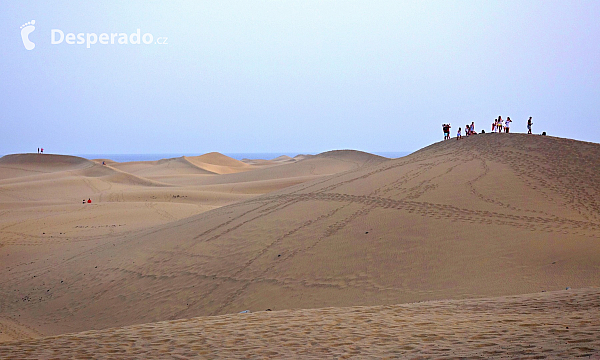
[20,20,36,50]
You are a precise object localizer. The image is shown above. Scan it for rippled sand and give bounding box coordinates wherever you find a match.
[1,287,598,359]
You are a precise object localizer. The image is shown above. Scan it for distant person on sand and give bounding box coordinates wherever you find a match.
[41,148,44,154]
[497,117,503,133]
[492,119,496,133]
[527,117,533,134]
[457,127,462,140]
[37,148,39,154]
[470,122,475,135]
[465,124,470,136]
[505,117,512,133]
[87,198,91,204]
[102,161,106,166]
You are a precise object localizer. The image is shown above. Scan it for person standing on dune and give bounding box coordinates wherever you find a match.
[457,127,462,140]
[497,116,503,133]
[505,117,512,133]
[443,124,451,140]
[527,117,533,134]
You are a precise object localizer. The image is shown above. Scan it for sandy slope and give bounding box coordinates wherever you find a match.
[1,287,598,359]
[186,150,388,186]
[0,151,378,246]
[0,135,599,357]
[185,152,254,174]
[0,150,385,340]
[0,154,94,180]
[110,157,217,177]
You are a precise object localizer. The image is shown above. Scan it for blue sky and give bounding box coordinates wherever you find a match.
[1,1,599,155]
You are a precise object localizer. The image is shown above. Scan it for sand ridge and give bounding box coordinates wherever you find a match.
[185,150,388,187]
[111,157,217,177]
[184,152,254,174]
[0,154,95,180]
[0,287,598,359]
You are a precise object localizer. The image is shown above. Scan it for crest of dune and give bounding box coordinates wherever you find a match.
[184,152,253,174]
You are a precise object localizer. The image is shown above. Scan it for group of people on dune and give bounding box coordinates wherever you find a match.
[443,116,534,140]
[443,122,476,140]
[491,116,511,133]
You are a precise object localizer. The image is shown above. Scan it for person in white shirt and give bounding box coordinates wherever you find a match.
[505,117,512,133]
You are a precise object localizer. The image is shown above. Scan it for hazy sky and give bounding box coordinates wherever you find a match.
[1,1,599,155]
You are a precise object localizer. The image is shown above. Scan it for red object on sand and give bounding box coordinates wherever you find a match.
[87,199,92,204]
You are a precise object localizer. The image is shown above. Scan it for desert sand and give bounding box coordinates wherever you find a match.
[1,134,599,358]
[1,287,598,359]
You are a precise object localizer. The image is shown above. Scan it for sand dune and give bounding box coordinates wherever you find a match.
[0,154,94,180]
[109,152,254,178]
[1,287,598,359]
[0,153,92,169]
[187,150,387,186]
[1,151,346,244]
[0,151,363,289]
[77,163,170,187]
[111,157,217,177]
[241,155,297,167]
[185,152,254,174]
[1,135,599,358]
[141,150,384,188]
[271,155,293,161]
[91,159,117,165]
